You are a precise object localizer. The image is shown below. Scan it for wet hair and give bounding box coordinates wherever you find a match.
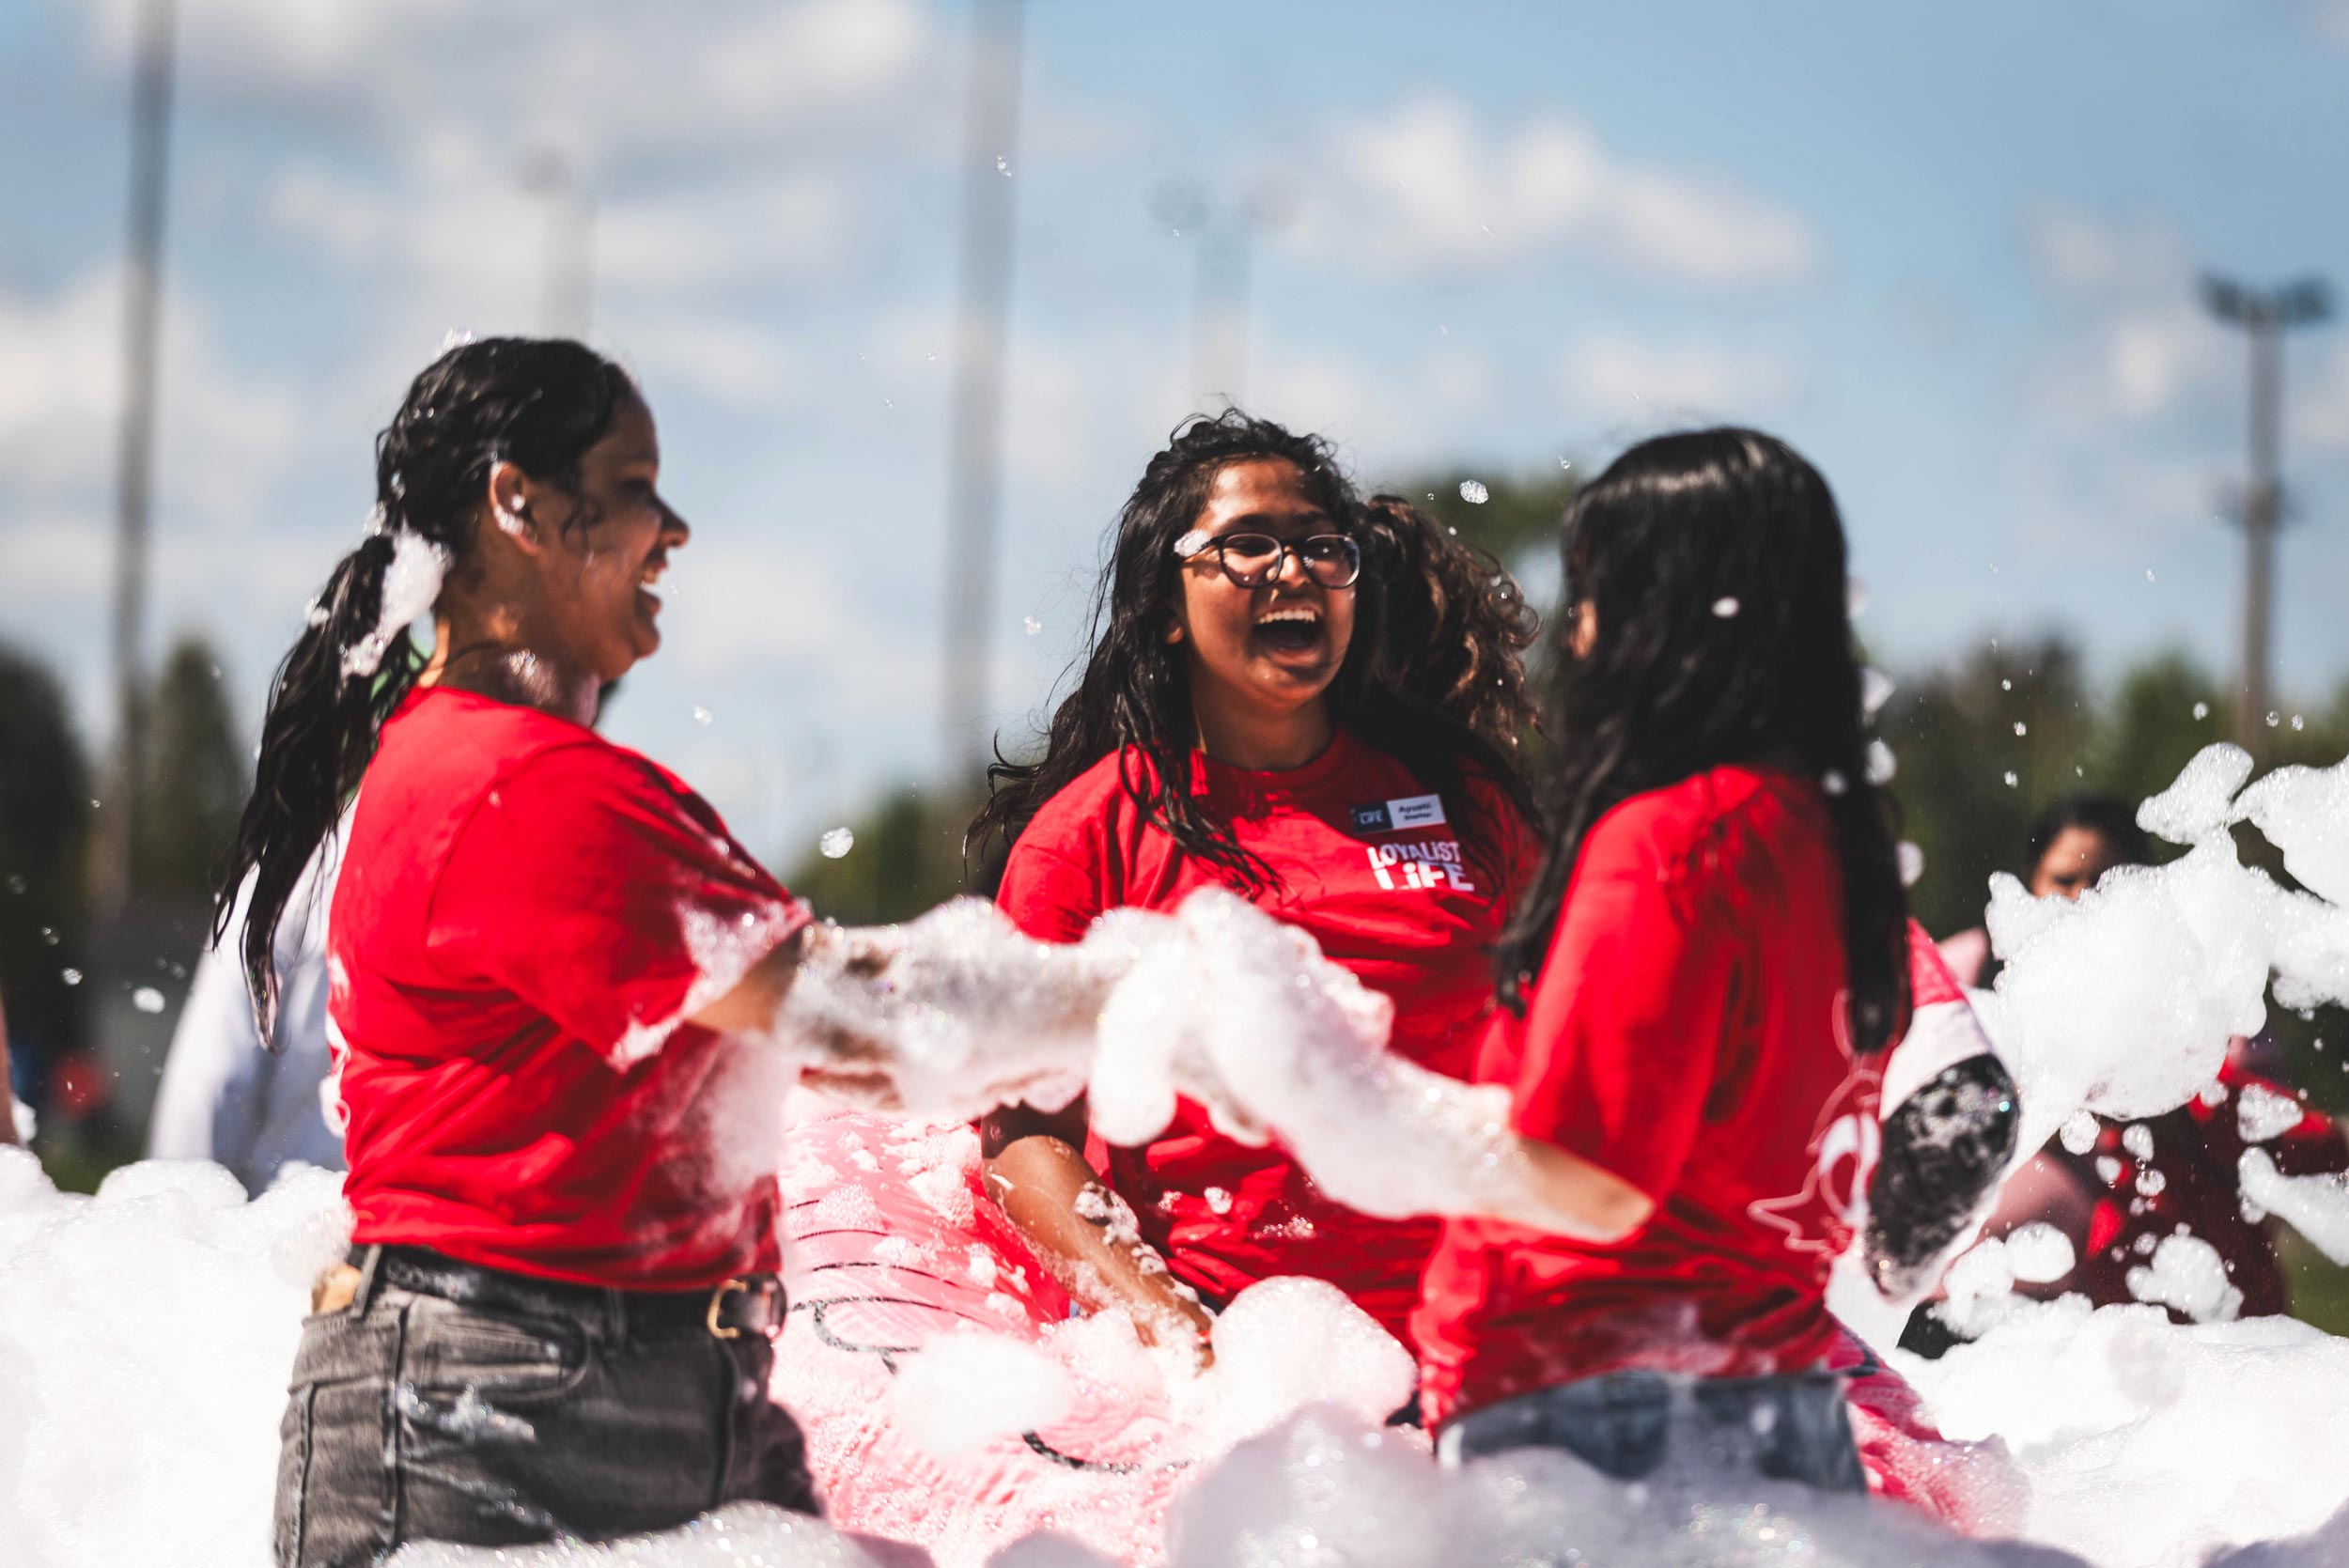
[2026,792,2152,878]
[1491,427,1910,1053]
[1358,494,1541,754]
[969,411,1538,892]
[212,337,640,1041]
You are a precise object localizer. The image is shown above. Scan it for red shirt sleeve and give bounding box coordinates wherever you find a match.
[424,742,804,1064]
[1507,799,1738,1201]
[995,838,1105,945]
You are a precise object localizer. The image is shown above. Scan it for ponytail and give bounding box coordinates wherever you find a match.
[211,335,638,1042]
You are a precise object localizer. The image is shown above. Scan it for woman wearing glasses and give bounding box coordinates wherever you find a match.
[969,411,1538,1360]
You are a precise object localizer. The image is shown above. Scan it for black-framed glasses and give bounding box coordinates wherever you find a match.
[1173,529,1361,589]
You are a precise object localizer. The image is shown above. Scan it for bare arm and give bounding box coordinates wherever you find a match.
[1501,1133,1655,1241]
[0,988,16,1148]
[982,1097,1217,1357]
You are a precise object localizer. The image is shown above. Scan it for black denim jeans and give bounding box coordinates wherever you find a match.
[273,1248,817,1568]
[1437,1370,1867,1494]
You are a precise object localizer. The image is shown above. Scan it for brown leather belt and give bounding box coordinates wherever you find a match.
[312,1244,786,1340]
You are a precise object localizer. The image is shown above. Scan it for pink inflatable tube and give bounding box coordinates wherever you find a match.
[770,1094,2014,1567]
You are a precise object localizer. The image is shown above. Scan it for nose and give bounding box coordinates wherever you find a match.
[659,499,691,549]
[1272,543,1314,589]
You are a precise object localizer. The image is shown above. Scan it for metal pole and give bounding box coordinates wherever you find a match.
[2201,272,2330,762]
[100,0,177,912]
[940,0,1024,776]
[522,152,593,341]
[2238,320,2280,753]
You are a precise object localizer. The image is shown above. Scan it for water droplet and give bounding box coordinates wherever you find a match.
[1458,480,1489,505]
[2145,569,2155,582]
[2193,701,2210,721]
[1022,615,1042,637]
[819,828,855,860]
[132,986,165,1015]
[995,155,1011,176]
[61,968,82,986]
[2003,770,2019,788]
[2292,714,2306,732]
[2001,679,2014,691]
[1897,842,1924,887]
[1712,597,1741,619]
[2266,711,2281,728]
[2014,722,2029,737]
[692,706,713,725]
[39,926,56,945]
[1821,769,1848,797]
[1559,458,1573,471]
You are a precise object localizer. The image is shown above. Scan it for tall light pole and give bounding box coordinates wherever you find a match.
[1147,179,1293,410]
[2201,273,2331,758]
[99,0,177,913]
[521,149,594,341]
[940,0,1025,777]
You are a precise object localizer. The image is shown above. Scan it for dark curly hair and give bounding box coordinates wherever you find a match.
[213,336,640,1041]
[1491,427,1909,1053]
[969,411,1539,893]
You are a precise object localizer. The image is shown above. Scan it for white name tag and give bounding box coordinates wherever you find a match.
[1388,793,1446,829]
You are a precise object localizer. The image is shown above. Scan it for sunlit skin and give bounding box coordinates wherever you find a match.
[2030,826,2126,901]
[1168,458,1358,769]
[421,396,687,727]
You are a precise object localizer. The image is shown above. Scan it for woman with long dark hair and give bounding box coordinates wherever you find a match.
[1412,428,1913,1489]
[234,337,1096,1566]
[970,411,1540,1358]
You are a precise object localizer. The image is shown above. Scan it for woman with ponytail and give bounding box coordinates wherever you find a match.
[969,411,1541,1362]
[236,338,1113,1565]
[1411,428,1919,1490]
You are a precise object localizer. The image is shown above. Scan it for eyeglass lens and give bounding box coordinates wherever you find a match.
[1214,533,1359,587]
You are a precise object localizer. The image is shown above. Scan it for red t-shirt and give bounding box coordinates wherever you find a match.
[329,687,808,1290]
[995,730,1531,1347]
[1413,764,1880,1426]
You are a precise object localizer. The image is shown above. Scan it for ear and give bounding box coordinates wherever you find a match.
[486,460,546,554]
[1163,622,1185,644]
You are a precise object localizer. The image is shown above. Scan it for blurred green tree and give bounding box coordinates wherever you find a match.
[1881,636,2094,937]
[0,643,93,1076]
[783,777,998,928]
[132,636,247,897]
[1376,467,1578,578]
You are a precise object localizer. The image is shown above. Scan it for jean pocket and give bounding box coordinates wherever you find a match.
[400,1299,592,1404]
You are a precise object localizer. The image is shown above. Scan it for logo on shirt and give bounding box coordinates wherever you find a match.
[1349,793,1446,833]
[1364,837,1477,893]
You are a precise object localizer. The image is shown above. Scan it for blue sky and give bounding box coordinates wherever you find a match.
[5,0,2349,867]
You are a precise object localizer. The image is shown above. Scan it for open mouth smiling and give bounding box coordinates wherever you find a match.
[1253,604,1323,655]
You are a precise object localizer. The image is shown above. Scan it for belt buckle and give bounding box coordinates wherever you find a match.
[707,1277,749,1340]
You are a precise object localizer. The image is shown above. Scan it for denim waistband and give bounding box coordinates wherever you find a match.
[350,1244,786,1340]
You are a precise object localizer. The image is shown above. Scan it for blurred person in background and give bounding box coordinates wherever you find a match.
[1905,793,2347,1353]
[972,414,1541,1367]
[148,833,345,1191]
[1937,793,2150,988]
[1414,429,1914,1491]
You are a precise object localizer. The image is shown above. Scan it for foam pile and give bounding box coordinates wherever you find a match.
[0,1150,346,1568]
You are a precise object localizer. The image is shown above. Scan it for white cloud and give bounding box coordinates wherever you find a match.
[266,157,854,295]
[74,0,941,157]
[2293,338,2349,455]
[0,268,298,522]
[1292,96,1820,287]
[1560,335,1797,422]
[2020,203,2229,427]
